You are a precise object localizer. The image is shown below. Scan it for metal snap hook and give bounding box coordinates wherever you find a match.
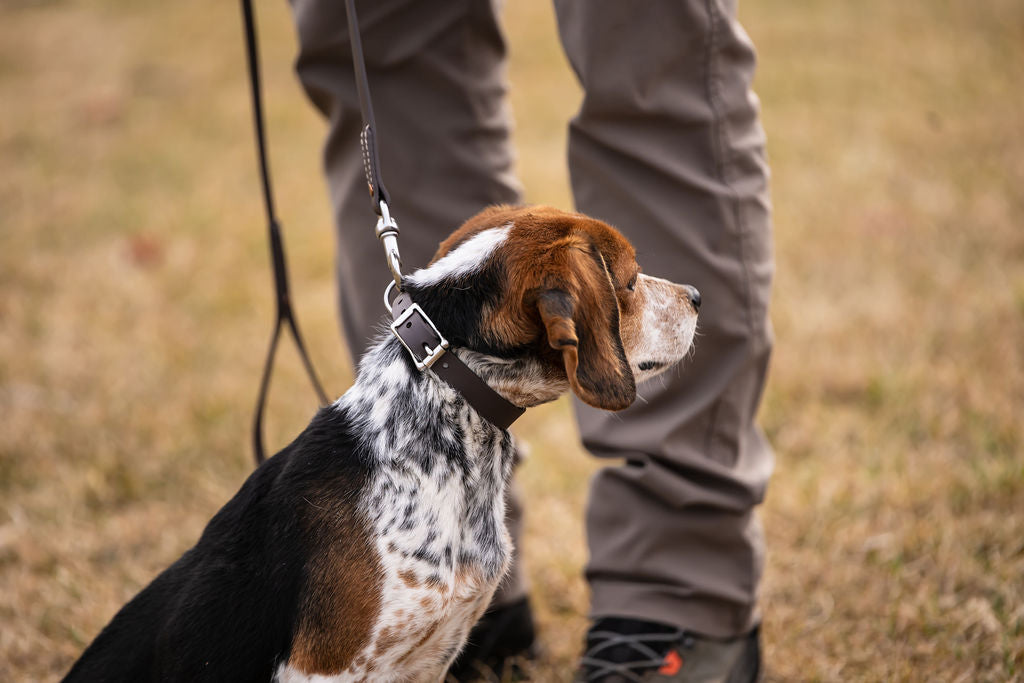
[383,279,398,314]
[375,200,403,290]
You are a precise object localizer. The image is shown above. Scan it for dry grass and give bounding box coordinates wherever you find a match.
[1,0,1022,680]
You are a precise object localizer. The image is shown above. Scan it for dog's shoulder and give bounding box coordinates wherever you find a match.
[201,404,374,543]
[65,405,380,683]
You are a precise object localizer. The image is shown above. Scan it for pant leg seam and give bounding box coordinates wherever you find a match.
[700,0,764,461]
[701,0,758,343]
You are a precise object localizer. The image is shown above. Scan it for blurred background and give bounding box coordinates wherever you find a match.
[1,0,1022,680]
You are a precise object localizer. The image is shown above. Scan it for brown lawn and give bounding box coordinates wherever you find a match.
[1,0,1021,680]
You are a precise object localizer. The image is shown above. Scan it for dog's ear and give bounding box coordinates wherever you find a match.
[537,250,636,411]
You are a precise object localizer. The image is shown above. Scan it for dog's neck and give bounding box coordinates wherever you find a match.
[335,334,519,577]
[338,333,517,440]
[334,332,519,479]
[340,330,567,431]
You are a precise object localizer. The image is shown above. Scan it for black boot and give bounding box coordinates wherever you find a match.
[575,617,760,683]
[447,597,537,681]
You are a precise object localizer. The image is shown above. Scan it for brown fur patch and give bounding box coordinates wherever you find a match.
[394,620,443,666]
[433,205,641,410]
[617,276,648,355]
[288,490,384,675]
[397,568,420,588]
[373,625,405,657]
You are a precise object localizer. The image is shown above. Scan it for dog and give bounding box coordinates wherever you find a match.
[64,205,700,682]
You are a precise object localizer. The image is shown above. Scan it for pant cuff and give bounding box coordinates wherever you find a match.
[589,580,759,639]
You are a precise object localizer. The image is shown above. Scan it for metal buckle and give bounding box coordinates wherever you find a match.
[390,303,449,371]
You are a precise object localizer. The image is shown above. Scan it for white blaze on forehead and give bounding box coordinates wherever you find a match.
[405,224,511,287]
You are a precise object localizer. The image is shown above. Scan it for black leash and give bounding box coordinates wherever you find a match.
[342,0,403,287]
[241,0,328,465]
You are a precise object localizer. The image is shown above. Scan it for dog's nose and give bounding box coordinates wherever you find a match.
[685,285,701,310]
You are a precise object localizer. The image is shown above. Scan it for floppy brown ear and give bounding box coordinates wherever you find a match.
[537,255,636,411]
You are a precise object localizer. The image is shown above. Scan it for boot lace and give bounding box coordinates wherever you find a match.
[579,629,684,682]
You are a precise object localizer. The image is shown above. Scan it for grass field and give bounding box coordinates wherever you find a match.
[2,0,1022,680]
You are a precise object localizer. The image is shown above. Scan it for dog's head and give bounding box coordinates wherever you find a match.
[403,205,699,410]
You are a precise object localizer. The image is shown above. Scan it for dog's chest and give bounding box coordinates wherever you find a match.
[352,452,512,679]
[344,543,504,681]
[279,400,515,682]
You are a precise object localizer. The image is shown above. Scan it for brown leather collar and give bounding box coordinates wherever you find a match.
[389,291,525,431]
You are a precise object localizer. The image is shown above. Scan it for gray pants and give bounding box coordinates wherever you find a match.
[290,0,773,638]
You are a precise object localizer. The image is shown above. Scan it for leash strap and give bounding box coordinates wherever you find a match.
[390,291,525,431]
[343,0,390,215]
[241,0,329,464]
[343,0,403,290]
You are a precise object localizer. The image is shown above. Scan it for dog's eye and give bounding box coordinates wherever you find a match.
[626,277,637,292]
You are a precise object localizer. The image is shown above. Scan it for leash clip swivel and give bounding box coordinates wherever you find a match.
[375,199,403,291]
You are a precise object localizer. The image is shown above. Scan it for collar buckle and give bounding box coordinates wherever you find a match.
[391,302,449,371]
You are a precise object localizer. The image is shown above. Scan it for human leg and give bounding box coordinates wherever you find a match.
[553,0,774,643]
